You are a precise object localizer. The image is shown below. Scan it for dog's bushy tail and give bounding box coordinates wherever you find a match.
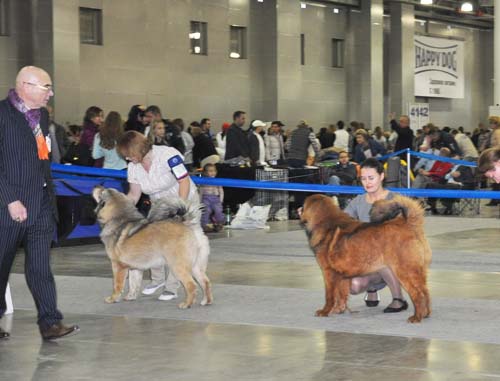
[391,195,425,228]
[370,195,424,228]
[147,197,203,226]
[370,195,431,267]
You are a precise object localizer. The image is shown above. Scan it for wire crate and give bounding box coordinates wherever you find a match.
[252,168,289,220]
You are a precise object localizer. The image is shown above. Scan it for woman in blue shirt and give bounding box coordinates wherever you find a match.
[92,111,127,170]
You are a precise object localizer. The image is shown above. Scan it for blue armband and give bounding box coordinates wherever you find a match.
[168,155,188,180]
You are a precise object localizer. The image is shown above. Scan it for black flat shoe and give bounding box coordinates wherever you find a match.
[383,298,408,313]
[364,290,380,307]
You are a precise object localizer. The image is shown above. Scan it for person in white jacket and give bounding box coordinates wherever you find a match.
[265,121,285,164]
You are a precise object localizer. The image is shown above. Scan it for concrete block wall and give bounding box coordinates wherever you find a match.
[0,0,36,96]
[0,0,495,134]
[277,0,347,130]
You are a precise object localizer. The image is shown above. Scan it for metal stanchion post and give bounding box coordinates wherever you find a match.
[406,149,411,189]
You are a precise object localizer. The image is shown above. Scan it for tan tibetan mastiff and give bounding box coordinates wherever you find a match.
[301,194,431,323]
[92,186,213,309]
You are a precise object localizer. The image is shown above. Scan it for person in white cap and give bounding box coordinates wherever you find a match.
[248,120,267,166]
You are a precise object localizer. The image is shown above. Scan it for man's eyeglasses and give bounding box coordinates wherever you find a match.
[23,82,53,92]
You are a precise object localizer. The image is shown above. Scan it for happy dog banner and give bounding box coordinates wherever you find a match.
[414,35,464,99]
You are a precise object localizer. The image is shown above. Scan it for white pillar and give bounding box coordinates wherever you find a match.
[495,0,500,105]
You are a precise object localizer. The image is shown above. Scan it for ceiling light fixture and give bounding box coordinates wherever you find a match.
[460,2,473,12]
[420,0,432,5]
[333,8,340,14]
[301,2,306,9]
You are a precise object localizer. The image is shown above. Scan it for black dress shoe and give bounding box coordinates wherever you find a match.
[0,327,9,339]
[383,298,409,313]
[40,322,80,341]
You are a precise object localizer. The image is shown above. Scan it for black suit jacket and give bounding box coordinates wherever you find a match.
[225,124,249,160]
[0,98,57,226]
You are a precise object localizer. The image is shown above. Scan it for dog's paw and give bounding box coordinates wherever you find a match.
[105,295,120,304]
[200,298,213,306]
[407,315,422,323]
[178,302,192,309]
[315,308,331,317]
[331,304,347,314]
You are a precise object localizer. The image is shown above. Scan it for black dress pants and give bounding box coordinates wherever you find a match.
[0,189,63,329]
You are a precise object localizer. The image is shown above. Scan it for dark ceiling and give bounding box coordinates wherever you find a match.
[321,1,495,29]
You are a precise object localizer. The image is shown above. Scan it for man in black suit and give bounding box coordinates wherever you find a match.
[225,110,250,161]
[0,66,79,340]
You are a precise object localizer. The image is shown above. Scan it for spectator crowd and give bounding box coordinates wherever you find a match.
[49,104,500,220]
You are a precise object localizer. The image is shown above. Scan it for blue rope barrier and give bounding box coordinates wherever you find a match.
[377,148,477,167]
[51,166,500,199]
[408,150,477,167]
[50,162,497,241]
[52,163,127,179]
[377,149,409,161]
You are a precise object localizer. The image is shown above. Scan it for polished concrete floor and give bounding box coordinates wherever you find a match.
[1,202,500,381]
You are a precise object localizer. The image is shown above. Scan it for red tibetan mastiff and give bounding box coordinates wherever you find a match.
[301,194,431,323]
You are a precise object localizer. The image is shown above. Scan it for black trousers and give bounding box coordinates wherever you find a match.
[0,189,63,329]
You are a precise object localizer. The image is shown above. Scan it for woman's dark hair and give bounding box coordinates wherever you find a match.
[337,120,345,130]
[100,111,123,149]
[124,105,146,132]
[360,158,384,174]
[84,106,103,124]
